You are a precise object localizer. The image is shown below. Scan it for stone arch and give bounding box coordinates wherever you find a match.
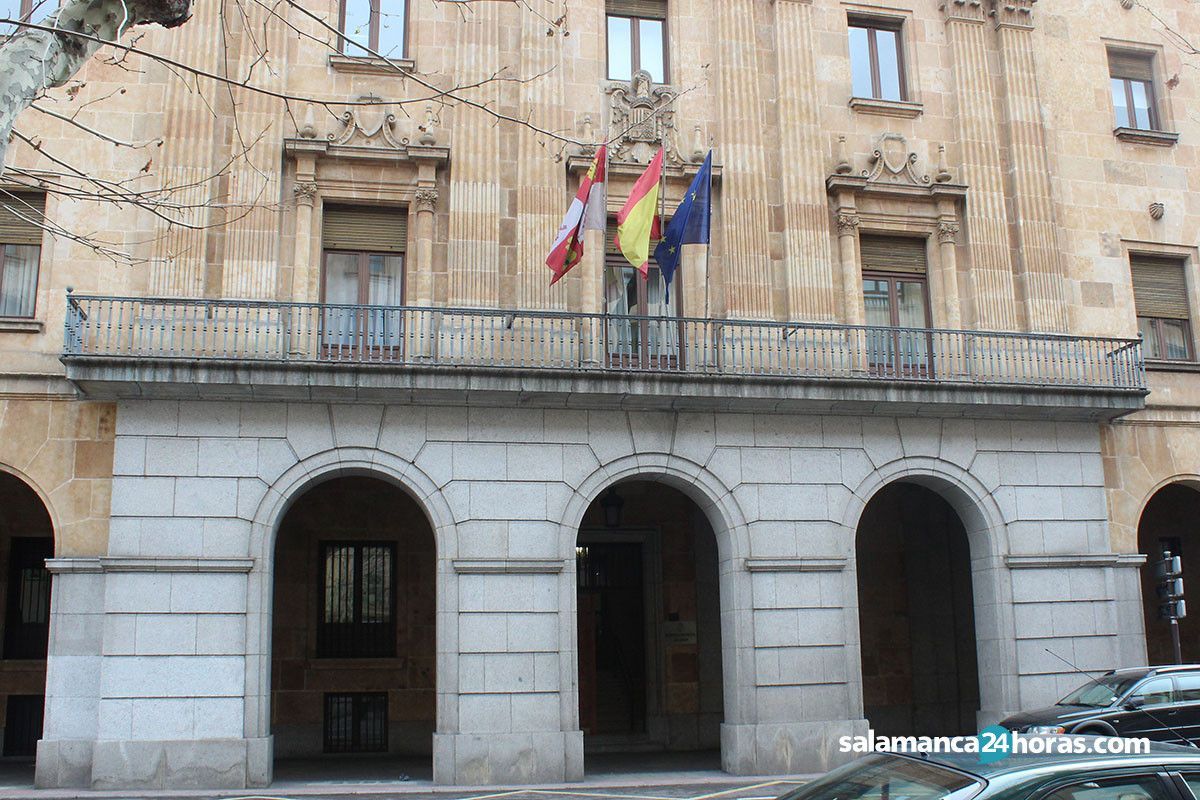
[841,456,1017,728]
[243,447,456,781]
[556,452,752,771]
[1134,476,1200,664]
[0,462,60,553]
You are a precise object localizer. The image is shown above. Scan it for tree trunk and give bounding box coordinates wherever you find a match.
[0,0,193,168]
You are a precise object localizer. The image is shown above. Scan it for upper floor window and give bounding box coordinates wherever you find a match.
[339,0,407,58]
[321,205,407,354]
[1131,253,1193,362]
[607,0,667,83]
[1108,49,1160,131]
[849,17,906,102]
[0,192,44,319]
[860,234,930,376]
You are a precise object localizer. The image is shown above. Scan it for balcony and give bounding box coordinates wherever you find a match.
[60,295,1147,420]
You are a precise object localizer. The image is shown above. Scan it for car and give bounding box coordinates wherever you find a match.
[1001,666,1200,744]
[775,740,1200,800]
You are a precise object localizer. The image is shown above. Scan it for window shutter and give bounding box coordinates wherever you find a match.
[0,192,46,246]
[1108,50,1154,81]
[322,205,407,253]
[607,0,667,20]
[859,234,927,274]
[1131,255,1189,320]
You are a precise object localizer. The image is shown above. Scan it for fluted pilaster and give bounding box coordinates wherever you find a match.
[447,5,505,307]
[993,4,1069,332]
[774,0,837,322]
[943,5,1020,330]
[715,0,775,320]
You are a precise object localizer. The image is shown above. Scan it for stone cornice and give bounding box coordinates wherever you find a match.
[989,0,1036,30]
[941,0,987,23]
[284,137,450,167]
[452,559,566,574]
[826,173,968,201]
[744,557,848,572]
[45,557,255,574]
[566,154,722,184]
[1004,553,1146,569]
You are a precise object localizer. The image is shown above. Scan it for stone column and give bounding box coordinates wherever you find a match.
[942,0,1020,331]
[991,0,1069,332]
[413,188,438,308]
[934,216,963,331]
[290,153,318,305]
[773,0,837,322]
[714,0,777,320]
[835,209,864,327]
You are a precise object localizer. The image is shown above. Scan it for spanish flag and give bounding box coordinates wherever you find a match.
[614,148,663,277]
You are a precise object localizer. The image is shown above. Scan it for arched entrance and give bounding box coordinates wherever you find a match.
[1137,482,1200,664]
[575,480,724,768]
[0,471,53,762]
[856,481,980,736]
[270,475,435,779]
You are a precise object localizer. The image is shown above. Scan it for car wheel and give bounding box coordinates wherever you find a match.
[1072,724,1117,736]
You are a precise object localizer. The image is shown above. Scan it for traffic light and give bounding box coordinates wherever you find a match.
[1155,552,1186,621]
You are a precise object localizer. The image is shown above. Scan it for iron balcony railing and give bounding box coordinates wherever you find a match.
[62,294,1146,392]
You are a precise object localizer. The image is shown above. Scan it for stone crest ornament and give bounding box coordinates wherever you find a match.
[1149,202,1165,220]
[862,133,930,186]
[328,106,410,149]
[606,70,682,164]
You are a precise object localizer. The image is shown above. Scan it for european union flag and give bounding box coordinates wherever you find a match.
[653,150,712,303]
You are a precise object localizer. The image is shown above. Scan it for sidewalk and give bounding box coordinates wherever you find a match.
[0,754,816,800]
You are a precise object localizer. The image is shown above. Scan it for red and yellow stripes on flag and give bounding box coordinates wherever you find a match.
[614,148,663,277]
[546,145,608,285]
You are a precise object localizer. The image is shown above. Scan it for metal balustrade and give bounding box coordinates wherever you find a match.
[62,294,1147,391]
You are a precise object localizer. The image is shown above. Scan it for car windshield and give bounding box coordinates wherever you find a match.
[1057,675,1142,707]
[776,753,983,800]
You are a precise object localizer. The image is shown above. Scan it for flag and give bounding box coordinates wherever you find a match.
[654,151,713,302]
[614,148,663,277]
[547,145,607,285]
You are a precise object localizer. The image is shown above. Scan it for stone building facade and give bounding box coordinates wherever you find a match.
[0,0,1196,791]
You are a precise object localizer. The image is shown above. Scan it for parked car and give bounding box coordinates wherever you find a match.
[1001,666,1200,744]
[775,740,1200,800]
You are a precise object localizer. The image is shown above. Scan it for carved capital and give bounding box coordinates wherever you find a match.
[836,213,861,234]
[414,188,438,214]
[989,0,1035,29]
[941,0,987,23]
[936,221,961,243]
[293,181,318,206]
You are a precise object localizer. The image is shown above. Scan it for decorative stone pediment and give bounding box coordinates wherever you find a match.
[327,107,410,149]
[864,133,931,186]
[605,70,683,165]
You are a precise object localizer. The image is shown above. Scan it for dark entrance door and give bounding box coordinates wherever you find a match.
[576,541,646,736]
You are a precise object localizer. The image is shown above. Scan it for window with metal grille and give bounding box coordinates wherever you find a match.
[848,16,907,102]
[1108,49,1160,131]
[3,537,52,660]
[324,692,388,753]
[0,192,44,319]
[606,1,668,83]
[2,695,43,757]
[338,0,407,58]
[1131,254,1193,362]
[318,542,395,658]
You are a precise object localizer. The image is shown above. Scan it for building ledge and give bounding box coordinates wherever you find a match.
[60,355,1146,422]
[328,54,415,76]
[0,317,43,334]
[848,96,924,119]
[1146,358,1200,373]
[1113,127,1179,147]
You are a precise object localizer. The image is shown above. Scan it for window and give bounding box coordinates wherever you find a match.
[1044,775,1172,800]
[1173,674,1200,703]
[0,192,44,319]
[1131,676,1174,706]
[324,692,387,753]
[606,1,667,83]
[1130,254,1193,362]
[3,537,52,660]
[318,542,395,658]
[860,235,930,375]
[321,205,406,356]
[849,17,906,102]
[603,218,680,366]
[339,0,407,58]
[1109,49,1160,131]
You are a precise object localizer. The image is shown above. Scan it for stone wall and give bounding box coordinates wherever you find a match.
[34,397,1146,788]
